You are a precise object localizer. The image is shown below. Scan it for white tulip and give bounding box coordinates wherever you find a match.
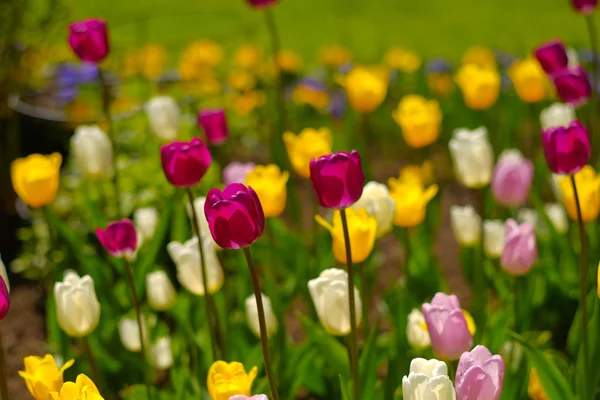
[54,271,101,337]
[540,103,576,130]
[167,236,224,296]
[245,293,278,338]
[119,315,149,352]
[187,196,221,250]
[550,174,565,202]
[145,96,181,142]
[150,337,173,370]
[518,208,539,227]
[308,268,362,336]
[351,181,396,237]
[134,207,159,243]
[567,48,580,68]
[0,255,9,292]
[70,125,113,180]
[544,203,569,234]
[402,358,456,400]
[146,271,176,312]
[483,219,505,258]
[406,309,430,350]
[450,205,481,247]
[449,127,494,188]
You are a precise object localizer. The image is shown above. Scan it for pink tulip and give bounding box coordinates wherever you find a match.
[534,40,568,75]
[0,277,9,321]
[68,19,109,63]
[571,0,598,14]
[552,66,592,107]
[223,162,256,186]
[491,150,534,207]
[310,150,365,209]
[541,120,590,175]
[246,0,278,8]
[198,108,228,145]
[160,138,212,187]
[501,219,537,276]
[96,219,137,258]
[455,345,505,400]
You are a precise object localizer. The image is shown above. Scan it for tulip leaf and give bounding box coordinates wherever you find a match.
[339,374,352,400]
[575,292,600,398]
[360,320,380,400]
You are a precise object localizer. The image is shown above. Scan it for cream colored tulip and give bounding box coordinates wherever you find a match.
[407,309,431,350]
[449,127,494,188]
[402,358,455,400]
[245,293,278,338]
[540,103,575,130]
[351,181,395,237]
[544,203,568,234]
[483,219,505,258]
[145,96,181,142]
[451,205,482,247]
[134,207,159,243]
[119,315,149,352]
[150,337,173,370]
[187,196,221,249]
[70,125,113,180]
[54,271,100,337]
[146,271,176,311]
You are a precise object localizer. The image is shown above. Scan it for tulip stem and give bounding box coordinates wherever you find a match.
[571,175,589,400]
[586,15,599,102]
[340,208,361,400]
[81,336,100,390]
[0,330,9,400]
[242,246,280,400]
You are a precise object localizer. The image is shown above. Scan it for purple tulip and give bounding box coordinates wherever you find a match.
[160,138,212,187]
[491,150,534,207]
[571,0,598,14]
[309,150,365,209]
[198,108,228,145]
[0,277,9,321]
[541,120,590,174]
[204,183,265,249]
[246,0,278,8]
[501,219,537,276]
[68,19,109,63]
[223,162,256,186]
[552,66,592,106]
[534,40,568,75]
[455,345,505,400]
[422,293,473,360]
[96,219,137,258]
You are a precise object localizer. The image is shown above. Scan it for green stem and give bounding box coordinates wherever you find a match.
[0,330,9,400]
[401,228,411,289]
[340,208,361,400]
[242,247,280,400]
[585,15,599,159]
[82,336,100,390]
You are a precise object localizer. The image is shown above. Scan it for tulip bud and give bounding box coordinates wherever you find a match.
[68,19,109,63]
[501,219,537,276]
[540,103,576,130]
[208,361,258,400]
[534,40,568,75]
[0,277,9,321]
[18,355,74,400]
[134,207,159,243]
[483,219,505,258]
[508,58,547,103]
[160,138,212,187]
[119,315,149,352]
[544,203,569,234]
[223,162,256,186]
[245,0,278,8]
[344,66,388,113]
[11,153,62,208]
[449,127,494,188]
[491,150,534,207]
[455,63,501,110]
[389,180,439,228]
[451,205,482,247]
[456,345,505,400]
[70,125,113,180]
[245,293,278,338]
[150,337,173,370]
[145,96,182,142]
[571,0,598,14]
[552,66,592,106]
[54,271,101,337]
[557,166,600,222]
[541,120,590,175]
[351,181,396,237]
[392,95,442,148]
[406,309,431,350]
[0,255,9,293]
[146,271,176,311]
[198,108,228,145]
[96,219,137,258]
[310,150,365,209]
[402,358,455,400]
[308,268,362,336]
[245,165,290,218]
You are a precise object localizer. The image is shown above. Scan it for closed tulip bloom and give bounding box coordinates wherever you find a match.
[343,66,388,113]
[0,277,8,321]
[68,19,109,63]
[541,120,590,174]
[167,236,224,295]
[0,255,8,293]
[451,205,481,247]
[558,166,600,221]
[119,316,148,352]
[19,355,75,400]
[571,0,598,14]
[245,165,289,217]
[49,373,103,400]
[455,345,505,400]
[207,361,258,400]
[407,309,431,350]
[449,127,494,188]
[501,219,537,276]
[146,271,176,311]
[491,150,534,207]
[422,293,473,360]
[552,66,592,106]
[389,180,438,228]
[223,162,256,186]
[540,103,576,130]
[160,138,212,187]
[462,46,497,68]
[310,150,365,209]
[308,268,362,336]
[150,337,173,370]
[544,203,569,233]
[245,293,278,338]
[283,128,333,178]
[483,220,505,258]
[70,125,113,180]
[96,219,137,258]
[534,40,568,75]
[230,396,269,400]
[145,96,182,142]
[54,271,100,337]
[402,358,456,400]
[134,207,158,243]
[198,108,228,145]
[392,95,443,148]
[508,58,547,103]
[319,45,353,67]
[384,48,422,73]
[455,64,501,110]
[11,153,62,207]
[351,181,396,237]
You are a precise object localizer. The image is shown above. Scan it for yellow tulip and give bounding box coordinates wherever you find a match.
[178,40,223,81]
[230,90,266,117]
[292,84,329,110]
[383,48,422,73]
[228,69,256,92]
[234,44,262,71]
[392,95,442,148]
[283,128,333,178]
[397,161,435,187]
[341,66,388,113]
[427,72,454,97]
[207,361,258,400]
[50,374,103,400]
[461,46,497,68]
[19,354,74,400]
[11,153,62,207]
[315,208,377,264]
[318,44,352,67]
[508,58,547,103]
[558,166,600,222]
[389,179,438,227]
[455,63,501,110]
[245,165,289,218]
[276,50,303,73]
[528,369,548,400]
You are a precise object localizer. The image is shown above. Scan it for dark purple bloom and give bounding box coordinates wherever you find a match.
[552,66,592,106]
[309,150,365,209]
[68,19,109,63]
[160,138,212,187]
[96,219,137,258]
[534,40,569,75]
[197,108,228,145]
[246,0,278,8]
[0,277,8,321]
[571,0,598,14]
[541,120,590,174]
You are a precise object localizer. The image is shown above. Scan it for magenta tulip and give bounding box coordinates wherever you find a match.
[541,120,590,174]
[455,345,505,400]
[68,19,109,63]
[571,0,598,13]
[534,40,568,75]
[0,277,9,321]
[204,183,265,249]
[309,150,365,209]
[160,138,212,187]
[198,108,228,145]
[552,66,592,106]
[491,150,534,207]
[501,219,537,276]
[246,0,278,8]
[223,162,256,186]
[422,293,473,360]
[96,219,137,258]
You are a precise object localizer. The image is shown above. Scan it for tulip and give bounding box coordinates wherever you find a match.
[245,293,278,338]
[571,0,598,14]
[319,44,352,67]
[167,236,224,295]
[342,66,388,113]
[70,125,113,180]
[455,345,505,400]
[54,271,100,337]
[198,108,228,145]
[310,150,365,209]
[0,255,8,293]
[402,358,456,400]
[146,271,176,311]
[133,207,159,243]
[49,374,103,400]
[283,127,333,178]
[11,153,62,207]
[491,150,534,207]
[462,46,497,68]
[450,205,482,247]
[351,181,396,237]
[455,64,501,110]
[160,138,212,187]
[534,40,568,75]
[187,196,221,249]
[389,180,438,228]
[558,166,600,222]
[541,120,590,175]
[207,361,258,400]
[397,161,435,187]
[308,268,363,336]
[406,309,431,350]
[0,277,8,321]
[96,219,137,258]
[223,162,256,186]
[19,355,74,400]
[528,369,548,400]
[483,220,505,258]
[422,293,473,360]
[292,79,330,110]
[234,44,262,70]
[150,337,173,370]
[245,165,289,217]
[383,48,422,73]
[230,396,269,400]
[145,96,182,142]
[518,208,541,231]
[119,315,149,352]
[68,19,109,63]
[508,58,547,103]
[449,127,494,188]
[392,95,443,148]
[544,203,569,233]
[501,219,537,276]
[552,66,592,106]
[540,103,576,130]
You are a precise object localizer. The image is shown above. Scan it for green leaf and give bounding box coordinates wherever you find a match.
[298,314,349,378]
[360,320,380,400]
[339,374,352,400]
